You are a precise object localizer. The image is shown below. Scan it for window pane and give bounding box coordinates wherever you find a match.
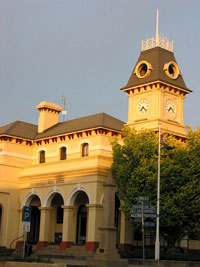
[60,147,66,160]
[82,143,89,157]
[40,151,45,163]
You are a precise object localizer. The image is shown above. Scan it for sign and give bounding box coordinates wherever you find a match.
[144,214,157,218]
[129,208,141,213]
[144,208,156,214]
[144,222,155,227]
[22,222,31,232]
[144,205,156,209]
[131,214,142,218]
[22,206,31,222]
[136,196,149,202]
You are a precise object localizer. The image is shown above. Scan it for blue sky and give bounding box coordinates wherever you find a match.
[0,0,200,129]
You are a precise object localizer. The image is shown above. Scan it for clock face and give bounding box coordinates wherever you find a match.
[138,99,149,114]
[165,100,176,115]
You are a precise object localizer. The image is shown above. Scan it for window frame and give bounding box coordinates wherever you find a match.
[60,146,67,160]
[81,143,89,157]
[39,150,45,164]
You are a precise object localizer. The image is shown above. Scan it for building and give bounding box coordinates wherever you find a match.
[0,23,191,253]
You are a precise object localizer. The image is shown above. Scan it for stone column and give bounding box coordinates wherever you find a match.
[86,204,103,251]
[86,170,128,266]
[60,205,75,250]
[119,210,133,251]
[16,208,23,249]
[37,207,51,249]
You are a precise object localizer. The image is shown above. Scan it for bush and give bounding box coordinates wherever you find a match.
[119,248,200,261]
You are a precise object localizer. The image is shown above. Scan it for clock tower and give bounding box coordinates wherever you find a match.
[122,14,191,138]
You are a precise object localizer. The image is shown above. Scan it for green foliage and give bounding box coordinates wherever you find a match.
[120,248,200,261]
[112,127,200,248]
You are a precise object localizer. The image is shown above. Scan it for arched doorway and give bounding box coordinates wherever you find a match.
[74,191,89,244]
[50,193,64,244]
[27,195,41,244]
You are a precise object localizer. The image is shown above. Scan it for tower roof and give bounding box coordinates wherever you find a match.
[122,46,191,93]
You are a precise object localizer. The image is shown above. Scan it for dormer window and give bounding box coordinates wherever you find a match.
[82,143,89,157]
[39,150,45,164]
[60,147,67,160]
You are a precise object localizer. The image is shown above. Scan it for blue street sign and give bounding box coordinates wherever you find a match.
[129,208,141,213]
[22,206,31,222]
[144,222,155,227]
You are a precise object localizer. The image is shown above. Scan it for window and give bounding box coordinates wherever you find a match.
[60,147,67,160]
[56,206,63,224]
[82,143,89,157]
[39,150,45,163]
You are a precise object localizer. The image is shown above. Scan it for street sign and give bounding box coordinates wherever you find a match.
[129,208,141,213]
[144,214,157,218]
[144,209,156,214]
[22,206,31,222]
[22,222,31,232]
[136,196,149,202]
[131,214,142,218]
[144,205,156,209]
[144,222,155,227]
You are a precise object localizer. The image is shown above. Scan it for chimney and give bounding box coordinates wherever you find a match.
[36,101,63,133]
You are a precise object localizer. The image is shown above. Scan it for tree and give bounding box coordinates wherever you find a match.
[111,127,200,248]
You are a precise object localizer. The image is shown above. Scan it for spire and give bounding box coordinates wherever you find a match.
[141,9,173,52]
[156,8,159,46]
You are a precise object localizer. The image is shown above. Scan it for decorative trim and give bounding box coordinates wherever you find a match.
[66,186,90,205]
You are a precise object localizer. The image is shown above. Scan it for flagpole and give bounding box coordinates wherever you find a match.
[155,123,161,260]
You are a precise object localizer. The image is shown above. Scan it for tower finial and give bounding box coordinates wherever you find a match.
[141,8,173,52]
[156,8,159,46]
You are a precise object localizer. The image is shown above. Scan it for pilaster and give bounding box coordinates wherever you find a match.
[60,205,75,250]
[37,207,52,249]
[86,204,103,251]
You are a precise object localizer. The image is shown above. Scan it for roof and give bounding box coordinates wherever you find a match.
[0,113,125,140]
[36,113,124,139]
[122,46,191,92]
[0,121,38,139]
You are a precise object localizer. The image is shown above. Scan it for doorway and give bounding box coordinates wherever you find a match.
[77,205,87,244]
[27,196,41,244]
[74,191,89,244]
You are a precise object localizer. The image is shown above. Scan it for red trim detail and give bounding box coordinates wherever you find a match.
[60,241,74,250]
[37,241,49,250]
[86,241,99,251]
[16,241,23,249]
[118,243,132,251]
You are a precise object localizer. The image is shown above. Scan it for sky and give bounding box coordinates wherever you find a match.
[0,0,200,129]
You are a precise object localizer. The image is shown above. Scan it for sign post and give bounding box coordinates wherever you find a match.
[22,206,31,259]
[129,197,157,267]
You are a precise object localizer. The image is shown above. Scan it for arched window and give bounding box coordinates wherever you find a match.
[81,143,89,157]
[39,150,45,164]
[56,206,63,224]
[60,147,67,160]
